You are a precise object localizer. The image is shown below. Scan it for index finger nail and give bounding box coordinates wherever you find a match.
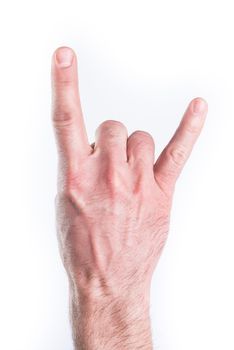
[55,47,74,68]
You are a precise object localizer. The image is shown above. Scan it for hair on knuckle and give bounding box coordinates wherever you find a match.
[98,120,127,132]
[131,130,154,142]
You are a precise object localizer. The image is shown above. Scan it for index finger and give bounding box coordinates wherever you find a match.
[51,46,91,162]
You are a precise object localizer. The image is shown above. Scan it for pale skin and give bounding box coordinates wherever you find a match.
[51,46,208,350]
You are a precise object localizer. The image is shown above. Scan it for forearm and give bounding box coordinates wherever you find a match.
[68,283,153,350]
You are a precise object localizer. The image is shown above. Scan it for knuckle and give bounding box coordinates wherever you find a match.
[52,114,73,128]
[184,121,201,134]
[128,131,155,156]
[52,106,73,127]
[167,144,187,166]
[54,78,73,88]
[97,120,127,135]
[130,130,154,146]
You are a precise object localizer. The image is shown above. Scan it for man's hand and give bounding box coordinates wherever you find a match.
[51,46,208,349]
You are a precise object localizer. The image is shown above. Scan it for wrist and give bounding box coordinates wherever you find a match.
[69,280,152,349]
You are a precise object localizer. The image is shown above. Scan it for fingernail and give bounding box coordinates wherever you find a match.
[55,47,74,68]
[192,98,206,114]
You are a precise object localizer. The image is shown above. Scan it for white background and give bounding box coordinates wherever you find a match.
[0,0,233,349]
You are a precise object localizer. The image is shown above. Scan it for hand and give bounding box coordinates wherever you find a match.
[51,46,208,349]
